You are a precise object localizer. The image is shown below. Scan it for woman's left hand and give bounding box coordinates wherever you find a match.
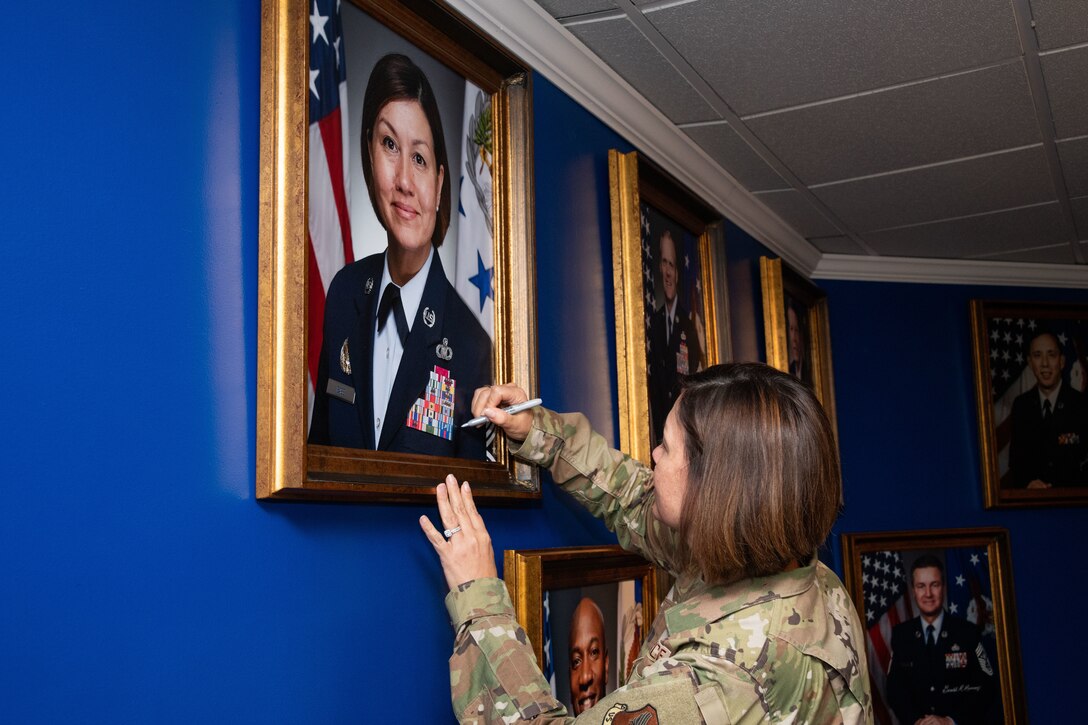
[420,474,497,590]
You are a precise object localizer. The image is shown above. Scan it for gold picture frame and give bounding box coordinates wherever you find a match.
[257,0,538,503]
[504,545,667,709]
[842,527,1025,725]
[609,149,727,465]
[970,300,1088,508]
[760,256,837,435]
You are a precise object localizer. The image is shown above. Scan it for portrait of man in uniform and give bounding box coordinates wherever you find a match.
[567,597,610,715]
[643,208,706,445]
[1007,330,1088,488]
[974,305,1088,504]
[884,554,1001,725]
[785,297,810,385]
[846,531,1024,725]
[548,584,622,717]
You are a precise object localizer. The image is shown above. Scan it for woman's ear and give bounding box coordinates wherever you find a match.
[436,164,446,212]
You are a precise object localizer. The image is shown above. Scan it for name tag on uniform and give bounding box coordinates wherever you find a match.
[326,379,356,404]
[945,651,967,669]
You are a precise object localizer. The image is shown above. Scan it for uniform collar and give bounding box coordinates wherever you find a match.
[665,557,818,632]
[379,246,434,332]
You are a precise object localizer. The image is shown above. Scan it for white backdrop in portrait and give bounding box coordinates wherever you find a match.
[342,4,465,279]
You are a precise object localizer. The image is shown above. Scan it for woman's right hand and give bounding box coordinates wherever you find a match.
[471,384,535,442]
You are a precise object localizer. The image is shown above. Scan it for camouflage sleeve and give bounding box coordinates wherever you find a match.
[445,579,717,723]
[705,653,869,724]
[445,577,572,724]
[510,408,680,571]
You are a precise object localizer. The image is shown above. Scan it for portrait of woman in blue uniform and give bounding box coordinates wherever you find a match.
[309,53,491,460]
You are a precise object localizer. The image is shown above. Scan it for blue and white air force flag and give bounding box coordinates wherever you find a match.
[455,82,495,341]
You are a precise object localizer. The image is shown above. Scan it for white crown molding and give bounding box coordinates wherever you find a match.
[814,253,1088,288]
[445,0,821,275]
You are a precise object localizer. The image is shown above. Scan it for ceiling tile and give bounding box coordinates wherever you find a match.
[813,146,1054,231]
[643,0,1020,115]
[1028,0,1088,50]
[1072,195,1088,239]
[566,16,718,125]
[966,244,1081,263]
[745,62,1040,184]
[859,203,1069,258]
[1041,46,1088,138]
[536,0,617,18]
[753,189,843,238]
[682,122,785,191]
[808,236,868,255]
[1058,137,1088,197]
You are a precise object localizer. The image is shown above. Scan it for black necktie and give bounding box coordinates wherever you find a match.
[925,624,935,648]
[1042,399,1053,421]
[377,283,408,345]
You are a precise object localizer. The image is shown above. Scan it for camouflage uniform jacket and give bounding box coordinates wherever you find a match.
[445,408,873,724]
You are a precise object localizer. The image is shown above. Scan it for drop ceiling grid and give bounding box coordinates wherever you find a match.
[742,62,1041,185]
[1072,195,1088,238]
[681,122,786,191]
[525,0,1088,271]
[535,0,617,18]
[1027,0,1088,49]
[862,203,1071,259]
[808,145,1055,232]
[640,0,1023,117]
[565,16,719,125]
[752,189,843,238]
[1057,138,1088,197]
[1039,46,1088,138]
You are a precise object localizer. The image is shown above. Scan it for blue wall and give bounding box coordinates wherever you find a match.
[821,280,1086,724]
[1,1,1081,721]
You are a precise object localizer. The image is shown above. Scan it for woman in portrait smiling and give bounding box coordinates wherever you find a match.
[309,53,491,460]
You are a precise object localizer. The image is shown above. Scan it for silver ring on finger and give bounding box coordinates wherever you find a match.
[443,525,462,539]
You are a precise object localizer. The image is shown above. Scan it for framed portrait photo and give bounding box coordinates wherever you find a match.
[760,256,837,435]
[257,0,539,502]
[608,149,729,464]
[842,527,1026,725]
[970,300,1088,508]
[503,545,667,716]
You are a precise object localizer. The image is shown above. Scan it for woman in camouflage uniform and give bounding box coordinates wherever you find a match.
[421,363,873,723]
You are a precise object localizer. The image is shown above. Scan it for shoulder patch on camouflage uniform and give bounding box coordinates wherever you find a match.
[584,672,700,725]
[602,702,659,724]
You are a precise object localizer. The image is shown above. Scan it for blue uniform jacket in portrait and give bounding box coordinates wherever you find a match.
[1008,383,1088,487]
[309,250,491,459]
[886,612,1000,725]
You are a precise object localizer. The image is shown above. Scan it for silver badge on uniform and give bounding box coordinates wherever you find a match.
[326,378,356,404]
[436,338,453,361]
[340,338,352,374]
[423,307,436,327]
[365,277,374,294]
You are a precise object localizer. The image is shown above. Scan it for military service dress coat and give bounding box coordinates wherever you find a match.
[309,251,490,459]
[886,613,1000,725]
[648,302,701,443]
[1008,383,1088,487]
[444,408,872,724]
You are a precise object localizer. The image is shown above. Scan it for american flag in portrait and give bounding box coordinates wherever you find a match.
[307,0,354,426]
[861,550,914,725]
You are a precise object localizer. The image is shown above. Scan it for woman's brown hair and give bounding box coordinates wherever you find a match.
[360,53,451,247]
[674,363,841,584]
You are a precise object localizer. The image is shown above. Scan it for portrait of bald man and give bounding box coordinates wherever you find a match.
[567,597,610,715]
[1008,330,1088,488]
